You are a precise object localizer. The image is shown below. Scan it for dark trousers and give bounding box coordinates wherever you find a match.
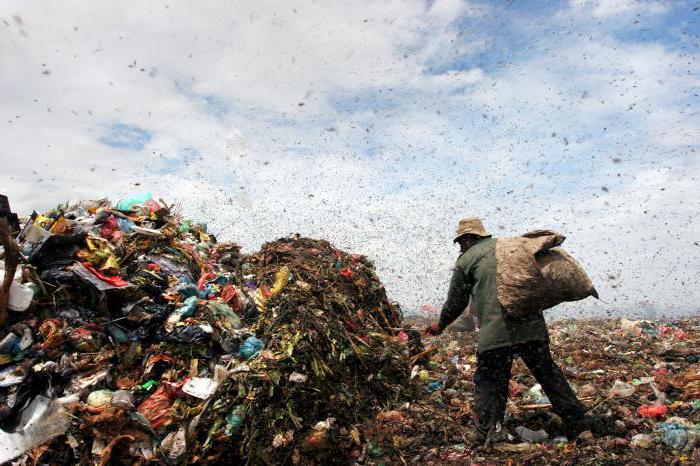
[474,340,587,433]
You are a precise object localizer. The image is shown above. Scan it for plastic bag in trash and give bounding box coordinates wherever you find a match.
[657,417,699,451]
[239,336,264,359]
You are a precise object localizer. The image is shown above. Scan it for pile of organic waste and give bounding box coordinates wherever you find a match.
[0,195,420,465]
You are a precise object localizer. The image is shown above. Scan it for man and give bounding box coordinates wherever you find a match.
[426,217,590,446]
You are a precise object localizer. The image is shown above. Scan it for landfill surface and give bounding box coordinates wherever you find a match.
[361,315,700,465]
[0,195,698,465]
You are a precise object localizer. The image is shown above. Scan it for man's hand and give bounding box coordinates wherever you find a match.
[425,322,443,336]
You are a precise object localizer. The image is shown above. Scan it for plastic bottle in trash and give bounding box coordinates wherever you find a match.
[8,282,34,311]
[0,269,34,312]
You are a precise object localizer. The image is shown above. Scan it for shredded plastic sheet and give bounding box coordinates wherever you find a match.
[0,396,70,464]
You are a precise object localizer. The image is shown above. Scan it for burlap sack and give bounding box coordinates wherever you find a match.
[496,230,597,316]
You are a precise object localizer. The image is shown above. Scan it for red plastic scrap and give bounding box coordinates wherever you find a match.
[146,263,162,273]
[396,330,409,344]
[637,404,667,418]
[81,262,129,287]
[339,267,355,279]
[220,285,240,311]
[137,382,179,429]
[143,199,161,212]
[659,326,687,340]
[99,216,119,239]
[197,272,216,290]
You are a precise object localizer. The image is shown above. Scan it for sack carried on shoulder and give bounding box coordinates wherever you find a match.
[496,230,598,316]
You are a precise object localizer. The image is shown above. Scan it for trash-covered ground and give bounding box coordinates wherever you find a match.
[0,196,420,465]
[0,195,698,465]
[360,316,700,465]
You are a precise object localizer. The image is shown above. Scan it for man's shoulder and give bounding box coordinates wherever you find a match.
[470,237,497,254]
[456,237,497,266]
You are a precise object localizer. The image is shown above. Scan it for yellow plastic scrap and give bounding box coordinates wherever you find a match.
[84,236,120,272]
[198,230,210,243]
[34,214,55,230]
[100,254,120,272]
[84,236,99,252]
[270,266,290,297]
[350,427,361,446]
[49,217,70,234]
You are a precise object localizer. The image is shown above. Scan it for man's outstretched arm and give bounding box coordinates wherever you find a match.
[437,267,471,332]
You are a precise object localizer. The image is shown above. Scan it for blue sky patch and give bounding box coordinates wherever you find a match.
[174,81,232,122]
[99,123,152,150]
[159,146,203,175]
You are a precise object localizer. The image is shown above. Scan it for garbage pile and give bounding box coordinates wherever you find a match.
[360,317,700,464]
[0,195,417,465]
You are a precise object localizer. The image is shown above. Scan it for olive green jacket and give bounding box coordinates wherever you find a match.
[439,237,549,353]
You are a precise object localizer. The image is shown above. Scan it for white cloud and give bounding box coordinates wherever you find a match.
[426,68,485,87]
[570,0,668,17]
[0,0,697,319]
[428,0,480,20]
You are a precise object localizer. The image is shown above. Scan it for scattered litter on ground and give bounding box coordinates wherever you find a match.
[358,316,699,464]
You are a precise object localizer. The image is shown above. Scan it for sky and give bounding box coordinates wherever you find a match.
[1,0,698,319]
